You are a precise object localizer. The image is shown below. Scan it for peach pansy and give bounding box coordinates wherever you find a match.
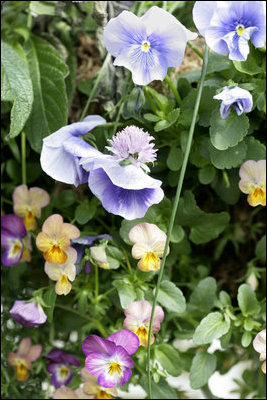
[239,160,266,207]
[81,368,118,399]
[90,245,110,270]
[129,222,169,272]
[13,184,50,230]
[253,329,266,374]
[36,214,80,264]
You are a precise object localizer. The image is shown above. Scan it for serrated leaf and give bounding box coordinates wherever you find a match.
[180,87,216,127]
[189,277,217,313]
[24,35,68,152]
[237,284,261,317]
[190,352,217,389]
[209,140,247,169]
[1,41,33,139]
[245,137,266,161]
[210,109,249,150]
[193,312,230,345]
[157,281,186,313]
[154,344,182,376]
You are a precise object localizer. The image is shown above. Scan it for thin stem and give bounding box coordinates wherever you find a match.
[146,45,209,399]
[80,53,111,121]
[95,264,99,301]
[144,87,159,113]
[165,74,182,106]
[21,131,27,185]
[187,41,204,59]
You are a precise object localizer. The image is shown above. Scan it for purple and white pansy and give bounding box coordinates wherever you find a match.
[1,214,27,266]
[82,329,139,388]
[45,349,80,387]
[213,86,253,119]
[10,300,47,328]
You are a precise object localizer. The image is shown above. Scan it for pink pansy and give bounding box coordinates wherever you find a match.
[8,337,42,381]
[90,245,110,270]
[81,368,118,399]
[45,247,77,295]
[253,329,266,374]
[13,184,50,230]
[129,222,169,272]
[239,160,266,207]
[123,300,164,347]
[53,386,92,399]
[36,214,80,264]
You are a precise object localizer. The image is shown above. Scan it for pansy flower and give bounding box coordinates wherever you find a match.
[13,184,50,230]
[123,300,164,347]
[193,1,266,61]
[239,160,266,207]
[129,222,169,272]
[253,329,266,374]
[103,6,197,85]
[90,245,110,270]
[82,330,139,388]
[1,214,27,266]
[41,115,106,187]
[36,214,80,264]
[45,248,77,295]
[53,386,92,399]
[10,300,47,327]
[45,349,80,387]
[8,338,42,381]
[213,86,253,119]
[81,368,118,399]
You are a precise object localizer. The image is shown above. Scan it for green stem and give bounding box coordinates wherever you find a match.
[80,53,111,121]
[95,264,99,301]
[187,41,204,59]
[146,45,209,399]
[165,74,182,106]
[144,87,158,113]
[21,131,27,185]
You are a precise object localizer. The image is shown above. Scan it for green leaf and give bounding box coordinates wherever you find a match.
[210,109,249,150]
[245,137,266,161]
[233,46,262,75]
[106,246,123,270]
[24,35,68,152]
[190,352,217,389]
[140,377,178,399]
[255,235,266,261]
[53,190,76,209]
[212,169,241,205]
[198,165,216,184]
[29,1,56,15]
[113,280,136,308]
[154,344,182,376]
[241,331,252,347]
[209,140,247,169]
[189,277,217,313]
[167,147,183,171]
[193,312,230,345]
[237,284,261,317]
[1,41,33,139]
[176,191,230,244]
[43,286,57,323]
[75,201,96,225]
[170,225,184,244]
[154,109,180,132]
[143,113,161,122]
[157,281,186,313]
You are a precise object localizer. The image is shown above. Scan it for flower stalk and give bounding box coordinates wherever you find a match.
[146,45,209,399]
[21,132,27,185]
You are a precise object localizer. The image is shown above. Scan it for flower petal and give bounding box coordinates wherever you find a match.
[192,1,218,36]
[108,330,139,355]
[85,352,110,376]
[28,345,42,362]
[29,187,50,217]
[44,262,62,281]
[53,386,79,399]
[82,335,116,356]
[18,338,32,356]
[12,185,30,217]
[1,214,26,238]
[42,214,63,236]
[61,223,80,240]
[129,222,167,245]
[55,275,72,296]
[97,366,132,388]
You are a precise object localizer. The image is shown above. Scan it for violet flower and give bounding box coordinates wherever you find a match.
[40,115,106,187]
[45,349,80,387]
[213,86,253,119]
[82,330,139,388]
[1,214,27,266]
[193,1,266,61]
[10,300,47,328]
[103,6,197,85]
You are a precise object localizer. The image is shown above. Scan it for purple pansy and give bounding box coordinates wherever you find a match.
[1,214,27,266]
[103,6,197,85]
[40,115,106,187]
[193,1,266,61]
[45,349,80,387]
[82,330,139,388]
[41,123,164,220]
[10,300,47,327]
[213,86,253,119]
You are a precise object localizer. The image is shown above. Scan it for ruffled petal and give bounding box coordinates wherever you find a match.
[108,330,139,355]
[85,352,110,376]
[12,185,29,217]
[97,366,132,388]
[18,338,32,356]
[61,223,80,240]
[129,222,167,245]
[28,345,42,362]
[192,1,218,36]
[53,386,79,399]
[44,262,62,281]
[42,214,63,236]
[29,187,50,217]
[82,335,116,356]
[1,214,27,238]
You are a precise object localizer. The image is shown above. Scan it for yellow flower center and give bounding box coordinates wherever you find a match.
[15,360,28,381]
[23,210,36,231]
[139,252,160,272]
[248,187,266,207]
[141,40,151,52]
[236,24,245,36]
[108,362,122,376]
[44,242,67,264]
[135,326,149,346]
[9,240,22,258]
[96,390,113,399]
